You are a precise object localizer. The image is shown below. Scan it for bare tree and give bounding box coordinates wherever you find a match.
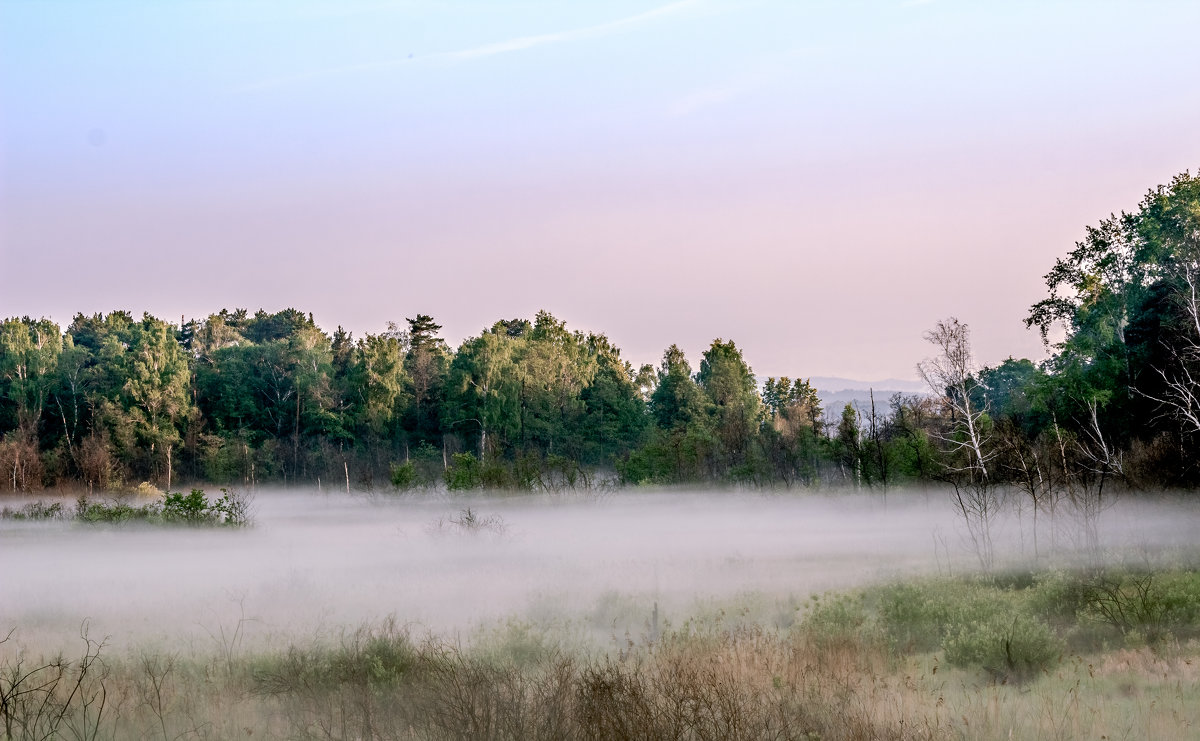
[918,318,1000,570]
[918,319,992,479]
[995,419,1052,561]
[1141,259,1200,434]
[1053,399,1122,560]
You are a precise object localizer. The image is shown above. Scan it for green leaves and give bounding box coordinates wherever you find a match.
[0,317,63,434]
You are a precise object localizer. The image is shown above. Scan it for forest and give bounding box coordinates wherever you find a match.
[2,171,1199,495]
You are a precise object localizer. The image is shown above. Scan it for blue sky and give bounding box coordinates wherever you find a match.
[3,0,1200,380]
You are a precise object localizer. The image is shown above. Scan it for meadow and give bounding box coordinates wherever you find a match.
[2,487,1198,740]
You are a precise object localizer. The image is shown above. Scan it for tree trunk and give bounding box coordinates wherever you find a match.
[294,394,301,477]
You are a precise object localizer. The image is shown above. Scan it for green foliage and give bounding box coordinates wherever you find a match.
[696,339,760,476]
[801,568,1200,683]
[161,489,212,522]
[1044,569,1200,647]
[0,500,64,520]
[444,452,482,491]
[390,460,417,489]
[616,425,716,485]
[253,620,420,694]
[869,579,1012,654]
[1025,171,1200,478]
[649,344,708,432]
[346,332,409,440]
[800,593,873,649]
[615,441,670,485]
[73,488,251,526]
[942,613,1061,681]
[75,495,161,523]
[0,317,63,435]
[9,183,1200,496]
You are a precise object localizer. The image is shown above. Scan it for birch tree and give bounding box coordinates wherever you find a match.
[918,317,999,569]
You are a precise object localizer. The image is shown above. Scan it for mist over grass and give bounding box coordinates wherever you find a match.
[3,487,1198,656]
[3,487,1200,739]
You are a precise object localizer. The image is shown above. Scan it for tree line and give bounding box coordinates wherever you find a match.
[1,171,1198,494]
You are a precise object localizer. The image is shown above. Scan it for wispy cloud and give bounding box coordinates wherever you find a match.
[439,0,696,61]
[234,0,697,93]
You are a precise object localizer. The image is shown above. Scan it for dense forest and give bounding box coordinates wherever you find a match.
[2,172,1198,495]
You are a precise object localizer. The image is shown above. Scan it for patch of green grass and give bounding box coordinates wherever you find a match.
[800,567,1200,681]
[251,619,422,694]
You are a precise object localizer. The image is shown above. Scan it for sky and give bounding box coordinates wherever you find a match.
[2,0,1199,381]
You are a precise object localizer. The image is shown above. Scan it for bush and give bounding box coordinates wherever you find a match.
[73,489,251,527]
[943,613,1061,681]
[1,500,64,520]
[870,578,1013,655]
[426,508,507,537]
[390,460,417,489]
[75,495,160,523]
[161,490,214,523]
[1075,570,1200,646]
[801,593,874,650]
[874,582,949,653]
[253,620,421,694]
[444,452,482,490]
[212,488,254,526]
[1025,569,1200,648]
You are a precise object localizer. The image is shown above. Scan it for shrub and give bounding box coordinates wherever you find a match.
[427,508,507,537]
[874,582,950,653]
[73,489,251,526]
[1,500,64,520]
[161,490,215,523]
[943,613,1061,681]
[870,578,1012,656]
[479,459,513,489]
[211,488,254,526]
[75,495,160,523]
[1076,570,1200,646]
[444,452,482,490]
[0,625,110,740]
[800,593,874,651]
[390,460,417,490]
[132,481,161,497]
[252,619,421,694]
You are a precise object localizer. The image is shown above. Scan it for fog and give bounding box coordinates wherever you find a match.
[3,489,1198,654]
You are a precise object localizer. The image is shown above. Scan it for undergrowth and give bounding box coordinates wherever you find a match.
[3,568,1199,740]
[803,566,1200,683]
[0,488,255,526]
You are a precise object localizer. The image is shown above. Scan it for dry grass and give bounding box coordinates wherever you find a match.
[3,607,1197,739]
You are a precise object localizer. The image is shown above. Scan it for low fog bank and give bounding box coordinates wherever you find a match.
[3,488,1198,654]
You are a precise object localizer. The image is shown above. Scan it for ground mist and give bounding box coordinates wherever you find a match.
[3,487,1199,739]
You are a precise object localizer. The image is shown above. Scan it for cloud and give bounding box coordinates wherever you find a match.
[234,0,697,93]
[439,0,697,61]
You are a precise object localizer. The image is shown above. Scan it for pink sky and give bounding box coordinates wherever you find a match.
[3,1,1199,380]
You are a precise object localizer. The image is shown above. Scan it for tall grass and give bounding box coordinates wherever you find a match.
[3,568,1198,740]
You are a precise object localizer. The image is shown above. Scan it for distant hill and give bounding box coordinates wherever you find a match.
[807,377,927,394]
[806,377,929,423]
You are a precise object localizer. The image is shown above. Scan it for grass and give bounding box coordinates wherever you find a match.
[3,567,1198,740]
